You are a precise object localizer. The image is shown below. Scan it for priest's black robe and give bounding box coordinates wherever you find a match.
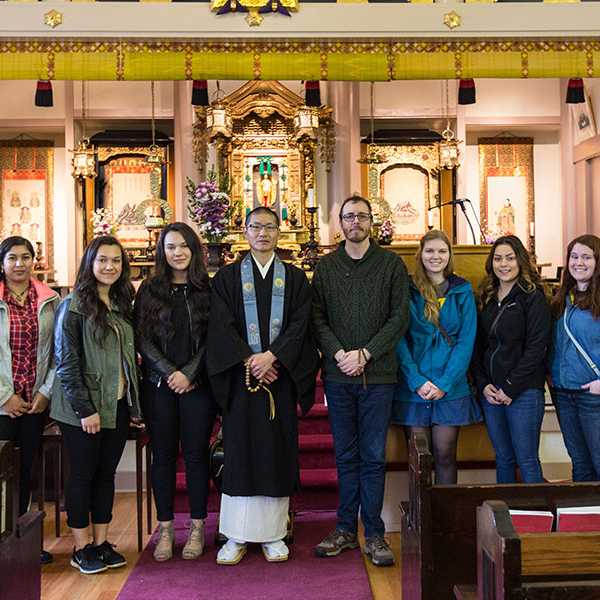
[207,257,319,497]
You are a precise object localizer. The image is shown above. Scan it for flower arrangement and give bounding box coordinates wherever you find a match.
[91,208,118,237]
[481,224,502,245]
[186,174,231,243]
[378,218,395,245]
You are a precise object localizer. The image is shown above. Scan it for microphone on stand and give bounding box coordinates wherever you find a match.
[455,198,487,245]
[428,198,478,245]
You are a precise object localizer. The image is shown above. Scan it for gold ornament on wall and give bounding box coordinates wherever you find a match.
[44,10,63,29]
[443,11,461,30]
[210,0,298,27]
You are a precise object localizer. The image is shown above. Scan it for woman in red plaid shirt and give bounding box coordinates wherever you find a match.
[0,235,60,565]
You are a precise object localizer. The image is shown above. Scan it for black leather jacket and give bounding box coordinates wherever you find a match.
[51,293,142,428]
[134,281,206,387]
[472,283,551,400]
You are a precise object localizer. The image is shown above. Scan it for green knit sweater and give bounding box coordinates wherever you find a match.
[312,240,409,384]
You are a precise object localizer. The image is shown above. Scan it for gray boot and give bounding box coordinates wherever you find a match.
[182,520,205,560]
[153,522,174,562]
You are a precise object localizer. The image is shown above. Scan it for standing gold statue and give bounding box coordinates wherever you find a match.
[257,172,277,207]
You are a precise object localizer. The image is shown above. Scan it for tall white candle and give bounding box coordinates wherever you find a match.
[530,221,535,237]
[307,188,315,208]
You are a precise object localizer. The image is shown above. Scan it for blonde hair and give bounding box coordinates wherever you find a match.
[414,230,454,326]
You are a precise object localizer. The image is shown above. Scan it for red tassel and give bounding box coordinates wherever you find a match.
[305,81,321,107]
[458,79,476,105]
[35,80,53,108]
[566,78,585,104]
[191,80,209,106]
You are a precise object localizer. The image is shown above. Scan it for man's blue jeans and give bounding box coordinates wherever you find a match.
[480,388,545,483]
[553,389,600,481]
[325,382,394,539]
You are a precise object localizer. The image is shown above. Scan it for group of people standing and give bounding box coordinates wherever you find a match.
[0,193,598,575]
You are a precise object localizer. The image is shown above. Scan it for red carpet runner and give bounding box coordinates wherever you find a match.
[117,511,372,600]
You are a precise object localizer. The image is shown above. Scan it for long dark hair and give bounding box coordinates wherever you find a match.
[0,236,35,281]
[74,236,134,339]
[137,222,210,341]
[478,235,541,310]
[552,234,600,320]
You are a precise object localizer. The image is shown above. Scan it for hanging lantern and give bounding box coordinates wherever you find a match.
[438,121,461,169]
[71,138,96,179]
[70,81,96,179]
[357,82,385,165]
[206,102,233,141]
[294,106,320,141]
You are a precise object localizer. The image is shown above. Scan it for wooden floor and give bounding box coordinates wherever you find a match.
[41,493,402,600]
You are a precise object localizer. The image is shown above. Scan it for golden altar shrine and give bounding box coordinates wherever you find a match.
[193,80,335,254]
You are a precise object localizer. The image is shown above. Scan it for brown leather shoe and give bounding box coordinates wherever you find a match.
[182,520,204,560]
[153,522,174,562]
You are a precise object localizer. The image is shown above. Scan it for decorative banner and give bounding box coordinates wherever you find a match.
[104,158,155,247]
[478,137,534,251]
[0,40,598,81]
[0,142,54,277]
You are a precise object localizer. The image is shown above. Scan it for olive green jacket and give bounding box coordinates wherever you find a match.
[50,293,141,429]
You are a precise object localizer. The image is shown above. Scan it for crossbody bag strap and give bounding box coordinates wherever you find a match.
[563,307,600,379]
[436,323,455,347]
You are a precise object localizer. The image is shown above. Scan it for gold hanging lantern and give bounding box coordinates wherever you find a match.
[294,106,320,142]
[437,81,462,170]
[70,81,96,179]
[438,121,460,169]
[206,102,233,141]
[357,82,385,165]
[71,137,96,179]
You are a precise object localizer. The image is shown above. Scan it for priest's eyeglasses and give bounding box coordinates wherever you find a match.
[246,224,279,233]
[341,212,372,223]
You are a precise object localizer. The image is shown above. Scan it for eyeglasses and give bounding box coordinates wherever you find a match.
[246,224,279,233]
[341,212,372,223]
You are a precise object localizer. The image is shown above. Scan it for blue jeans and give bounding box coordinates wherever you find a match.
[325,382,394,539]
[553,390,600,481]
[481,388,544,483]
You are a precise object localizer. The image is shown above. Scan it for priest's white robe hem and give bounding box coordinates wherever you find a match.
[219,494,289,543]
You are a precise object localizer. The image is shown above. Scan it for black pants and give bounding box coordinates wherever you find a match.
[0,412,45,516]
[59,400,129,529]
[142,381,216,521]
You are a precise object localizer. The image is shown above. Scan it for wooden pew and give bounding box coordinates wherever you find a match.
[401,432,600,600]
[385,421,496,469]
[0,441,43,600]
[455,500,600,599]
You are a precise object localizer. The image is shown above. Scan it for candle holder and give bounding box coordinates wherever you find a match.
[301,206,320,271]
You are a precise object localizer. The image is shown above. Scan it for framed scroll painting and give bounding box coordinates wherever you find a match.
[94,146,170,248]
[0,141,54,274]
[366,144,440,242]
[478,137,535,251]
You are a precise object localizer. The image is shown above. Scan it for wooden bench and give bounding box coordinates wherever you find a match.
[385,421,496,470]
[401,432,600,600]
[454,500,600,600]
[0,441,43,600]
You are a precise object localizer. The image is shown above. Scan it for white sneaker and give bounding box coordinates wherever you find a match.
[261,540,289,562]
[216,539,247,565]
